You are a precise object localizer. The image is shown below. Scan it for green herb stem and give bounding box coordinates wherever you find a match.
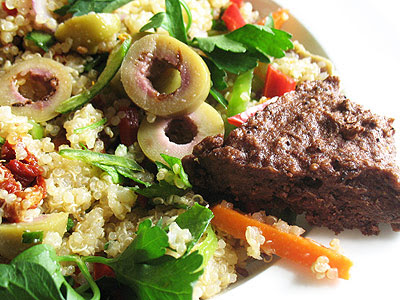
[0,137,5,144]
[82,255,110,265]
[58,255,101,300]
[179,0,192,34]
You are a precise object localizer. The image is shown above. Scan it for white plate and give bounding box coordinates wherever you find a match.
[215,1,400,299]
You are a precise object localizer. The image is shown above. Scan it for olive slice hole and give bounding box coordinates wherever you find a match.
[165,116,198,145]
[16,70,58,103]
[148,59,181,95]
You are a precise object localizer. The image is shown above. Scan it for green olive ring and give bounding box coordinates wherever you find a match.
[0,57,73,122]
[138,102,224,162]
[121,34,211,117]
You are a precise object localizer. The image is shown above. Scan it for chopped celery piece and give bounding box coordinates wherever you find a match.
[28,121,44,139]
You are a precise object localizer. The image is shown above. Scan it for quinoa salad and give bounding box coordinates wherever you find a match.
[0,0,385,299]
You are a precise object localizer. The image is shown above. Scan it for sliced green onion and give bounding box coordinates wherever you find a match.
[22,231,44,244]
[28,120,44,139]
[66,218,74,231]
[209,87,228,109]
[104,241,111,250]
[74,118,107,134]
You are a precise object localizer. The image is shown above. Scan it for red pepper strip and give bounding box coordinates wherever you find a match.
[263,64,296,98]
[221,4,246,31]
[1,2,17,16]
[93,263,115,281]
[227,98,277,127]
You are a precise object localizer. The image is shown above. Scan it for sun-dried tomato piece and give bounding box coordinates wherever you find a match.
[0,141,46,222]
[119,106,140,146]
[0,165,20,194]
[1,2,18,16]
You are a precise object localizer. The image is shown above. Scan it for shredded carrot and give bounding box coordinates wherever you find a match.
[258,8,289,29]
[211,204,353,279]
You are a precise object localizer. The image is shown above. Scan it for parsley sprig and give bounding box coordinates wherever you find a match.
[0,204,214,300]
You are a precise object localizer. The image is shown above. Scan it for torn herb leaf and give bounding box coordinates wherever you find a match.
[0,244,86,300]
[175,203,214,253]
[85,207,211,300]
[25,31,55,52]
[84,53,109,73]
[204,57,228,91]
[206,47,260,74]
[59,149,143,171]
[132,180,187,198]
[67,218,75,231]
[226,24,293,59]
[55,0,133,17]
[140,0,188,43]
[160,154,191,188]
[59,148,151,186]
[194,35,246,53]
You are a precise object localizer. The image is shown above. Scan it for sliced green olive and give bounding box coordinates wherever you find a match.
[121,34,211,117]
[293,41,335,75]
[0,57,72,122]
[138,102,224,162]
[0,212,68,259]
[55,13,121,54]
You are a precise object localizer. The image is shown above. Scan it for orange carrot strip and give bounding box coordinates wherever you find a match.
[257,8,289,29]
[211,204,353,279]
[272,8,289,29]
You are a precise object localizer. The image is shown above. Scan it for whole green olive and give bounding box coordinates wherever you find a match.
[55,13,121,54]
